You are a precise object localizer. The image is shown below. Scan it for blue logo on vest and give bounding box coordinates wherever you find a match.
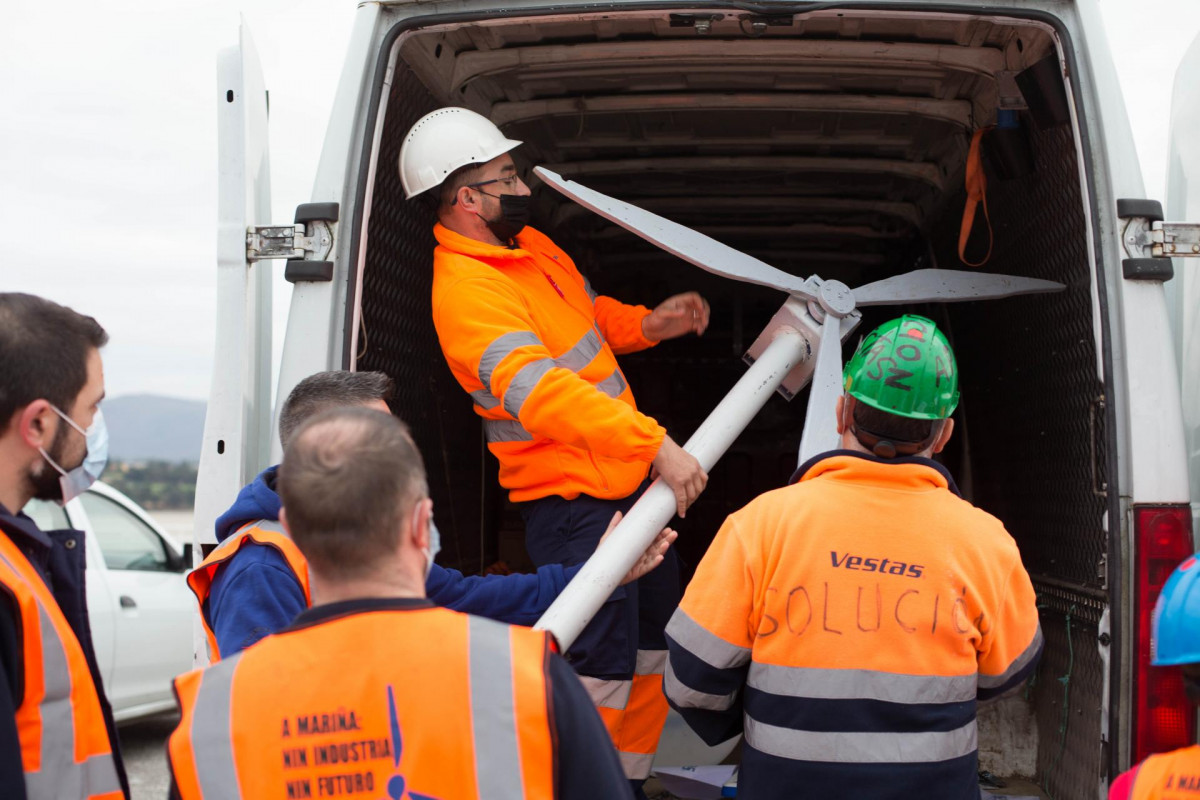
[385,684,441,800]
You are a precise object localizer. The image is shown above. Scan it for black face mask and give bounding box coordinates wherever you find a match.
[478,193,531,243]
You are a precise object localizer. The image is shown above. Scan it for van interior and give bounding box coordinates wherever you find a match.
[356,9,1108,798]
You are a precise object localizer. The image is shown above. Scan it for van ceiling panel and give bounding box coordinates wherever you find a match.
[450,40,1006,89]
[542,155,945,189]
[398,9,1055,276]
[490,94,974,128]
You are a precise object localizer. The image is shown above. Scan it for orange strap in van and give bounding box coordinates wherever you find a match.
[959,126,994,267]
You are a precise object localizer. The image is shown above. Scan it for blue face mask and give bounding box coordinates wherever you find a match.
[39,406,108,505]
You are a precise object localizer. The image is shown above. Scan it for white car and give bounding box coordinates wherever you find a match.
[23,482,196,723]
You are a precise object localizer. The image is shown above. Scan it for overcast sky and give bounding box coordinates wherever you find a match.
[1,1,1197,403]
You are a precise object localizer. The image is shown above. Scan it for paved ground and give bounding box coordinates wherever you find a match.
[113,714,1046,800]
[120,712,177,800]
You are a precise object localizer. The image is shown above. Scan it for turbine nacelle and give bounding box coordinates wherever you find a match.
[743,283,860,402]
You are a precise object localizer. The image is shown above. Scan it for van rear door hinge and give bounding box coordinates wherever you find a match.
[245,202,338,282]
[1118,198,1200,281]
[246,225,328,260]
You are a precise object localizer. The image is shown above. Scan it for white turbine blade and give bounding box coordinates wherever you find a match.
[797,317,845,465]
[535,167,817,299]
[852,268,1064,306]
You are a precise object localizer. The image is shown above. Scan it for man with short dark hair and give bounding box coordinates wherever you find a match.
[275,370,395,448]
[189,369,674,660]
[0,293,127,799]
[664,315,1042,800]
[169,408,633,799]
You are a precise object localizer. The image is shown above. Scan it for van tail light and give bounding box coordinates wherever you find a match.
[1132,505,1196,763]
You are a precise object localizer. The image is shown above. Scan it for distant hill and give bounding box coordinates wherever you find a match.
[104,395,206,462]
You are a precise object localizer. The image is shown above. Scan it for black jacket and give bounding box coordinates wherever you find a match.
[0,502,129,799]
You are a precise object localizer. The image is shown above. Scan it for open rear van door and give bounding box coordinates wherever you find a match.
[1165,32,1200,536]
[194,21,274,555]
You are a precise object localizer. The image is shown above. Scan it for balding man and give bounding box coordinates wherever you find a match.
[168,408,632,799]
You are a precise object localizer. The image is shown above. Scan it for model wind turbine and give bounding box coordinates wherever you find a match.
[532,166,1063,649]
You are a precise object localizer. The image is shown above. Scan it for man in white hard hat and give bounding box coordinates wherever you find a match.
[399,106,710,789]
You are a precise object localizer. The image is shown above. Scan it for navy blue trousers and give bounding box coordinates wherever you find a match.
[521,484,680,679]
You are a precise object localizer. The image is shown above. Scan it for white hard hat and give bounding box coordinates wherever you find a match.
[399,107,523,199]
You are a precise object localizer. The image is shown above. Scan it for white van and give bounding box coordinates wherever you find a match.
[196,2,1199,796]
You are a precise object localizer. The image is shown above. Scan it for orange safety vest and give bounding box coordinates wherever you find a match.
[0,532,122,799]
[432,223,666,503]
[168,604,556,799]
[1130,745,1200,799]
[186,520,311,661]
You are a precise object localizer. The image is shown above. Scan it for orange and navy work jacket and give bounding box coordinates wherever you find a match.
[663,452,1043,800]
[186,521,310,661]
[432,223,666,503]
[168,602,556,799]
[0,531,123,799]
[1111,745,1200,800]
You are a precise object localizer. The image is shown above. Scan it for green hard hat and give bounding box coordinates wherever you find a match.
[843,315,960,420]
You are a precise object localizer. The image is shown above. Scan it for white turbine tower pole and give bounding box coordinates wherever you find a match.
[534,329,810,650]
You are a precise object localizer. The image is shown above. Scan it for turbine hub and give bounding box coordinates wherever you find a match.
[818,279,856,318]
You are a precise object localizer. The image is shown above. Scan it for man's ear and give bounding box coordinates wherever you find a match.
[409,497,434,551]
[16,401,56,451]
[931,418,955,454]
[835,395,851,435]
[455,184,481,213]
[279,507,293,538]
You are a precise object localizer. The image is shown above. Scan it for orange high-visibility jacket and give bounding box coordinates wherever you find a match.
[0,532,123,799]
[664,454,1043,799]
[186,521,310,662]
[1129,745,1200,799]
[168,604,556,799]
[432,223,666,502]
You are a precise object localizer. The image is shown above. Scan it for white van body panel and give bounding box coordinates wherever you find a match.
[1165,33,1200,535]
[272,4,385,463]
[1071,0,1189,507]
[194,22,274,547]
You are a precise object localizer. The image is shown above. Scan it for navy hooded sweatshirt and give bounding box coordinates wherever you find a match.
[206,466,579,656]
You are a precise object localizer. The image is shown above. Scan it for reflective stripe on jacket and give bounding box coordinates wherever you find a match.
[0,532,122,800]
[168,605,556,799]
[1129,745,1200,799]
[664,452,1042,800]
[186,521,310,661]
[432,223,666,502]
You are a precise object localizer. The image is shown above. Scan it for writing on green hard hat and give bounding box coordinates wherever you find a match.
[842,314,960,420]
